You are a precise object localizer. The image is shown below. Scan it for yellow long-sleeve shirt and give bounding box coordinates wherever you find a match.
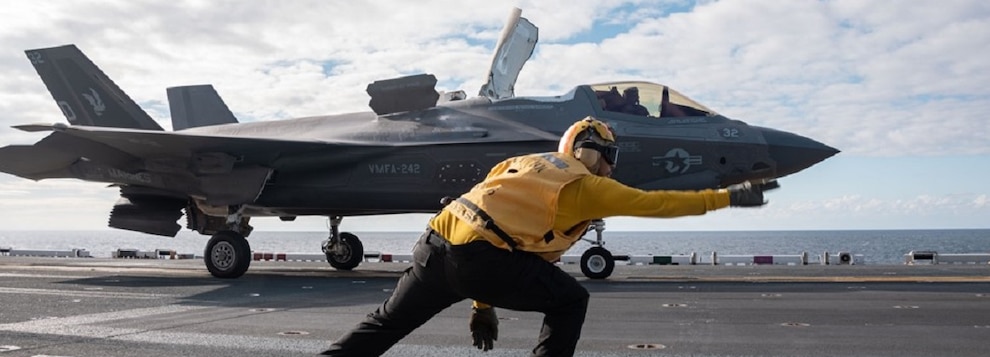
[557,174,729,228]
[430,173,730,255]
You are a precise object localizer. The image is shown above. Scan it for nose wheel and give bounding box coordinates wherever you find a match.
[579,219,614,279]
[580,246,615,279]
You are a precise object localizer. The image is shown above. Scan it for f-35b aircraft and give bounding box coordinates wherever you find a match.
[0,9,837,279]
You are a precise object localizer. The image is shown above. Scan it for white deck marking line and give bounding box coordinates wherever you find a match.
[0,287,176,299]
[0,304,328,352]
[0,273,91,279]
[0,305,202,338]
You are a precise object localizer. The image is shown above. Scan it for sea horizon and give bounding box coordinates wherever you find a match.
[2,227,989,233]
[2,228,988,265]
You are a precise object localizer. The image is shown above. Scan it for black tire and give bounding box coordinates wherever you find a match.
[580,246,615,279]
[326,232,364,270]
[204,230,251,279]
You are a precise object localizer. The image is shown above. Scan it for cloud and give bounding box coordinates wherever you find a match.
[974,194,989,209]
[0,1,987,232]
[780,193,990,221]
[3,0,987,156]
[539,0,990,157]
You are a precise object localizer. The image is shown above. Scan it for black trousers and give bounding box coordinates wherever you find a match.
[321,229,590,356]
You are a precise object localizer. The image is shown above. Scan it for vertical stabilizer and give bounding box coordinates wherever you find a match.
[167,85,239,130]
[24,45,163,130]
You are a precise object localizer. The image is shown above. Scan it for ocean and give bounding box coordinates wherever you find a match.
[1,229,988,265]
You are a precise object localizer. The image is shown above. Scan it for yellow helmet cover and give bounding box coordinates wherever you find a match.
[557,116,618,165]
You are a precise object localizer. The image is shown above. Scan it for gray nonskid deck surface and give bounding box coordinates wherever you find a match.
[0,258,988,357]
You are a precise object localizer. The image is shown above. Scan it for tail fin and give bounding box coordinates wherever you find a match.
[166,85,239,130]
[24,44,163,130]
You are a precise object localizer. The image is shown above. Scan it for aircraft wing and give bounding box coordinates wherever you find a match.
[0,124,347,205]
[8,123,331,161]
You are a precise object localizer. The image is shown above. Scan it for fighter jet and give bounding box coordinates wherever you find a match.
[0,9,837,279]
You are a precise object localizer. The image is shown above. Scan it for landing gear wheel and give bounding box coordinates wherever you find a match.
[205,230,251,279]
[580,246,615,279]
[325,232,364,270]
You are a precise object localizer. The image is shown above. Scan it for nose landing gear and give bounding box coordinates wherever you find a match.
[579,219,615,279]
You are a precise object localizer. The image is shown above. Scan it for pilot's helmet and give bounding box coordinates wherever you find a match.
[623,87,640,101]
[557,116,619,168]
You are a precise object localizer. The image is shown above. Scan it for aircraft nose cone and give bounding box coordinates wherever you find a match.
[757,126,839,177]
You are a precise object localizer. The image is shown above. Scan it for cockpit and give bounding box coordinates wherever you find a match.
[591,81,717,118]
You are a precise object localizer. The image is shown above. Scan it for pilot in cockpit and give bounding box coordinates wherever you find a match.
[620,87,649,116]
[600,87,625,112]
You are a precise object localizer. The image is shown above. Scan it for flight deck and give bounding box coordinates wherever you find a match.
[1,257,988,357]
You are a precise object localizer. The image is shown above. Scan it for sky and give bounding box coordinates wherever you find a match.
[0,0,987,233]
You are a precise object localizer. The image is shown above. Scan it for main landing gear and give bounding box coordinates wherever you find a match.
[579,219,615,279]
[200,212,364,278]
[321,216,364,271]
[205,230,251,279]
[203,206,253,279]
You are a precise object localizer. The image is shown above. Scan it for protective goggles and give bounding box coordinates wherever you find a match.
[578,141,619,166]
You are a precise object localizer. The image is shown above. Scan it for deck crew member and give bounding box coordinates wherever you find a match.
[321,116,769,356]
